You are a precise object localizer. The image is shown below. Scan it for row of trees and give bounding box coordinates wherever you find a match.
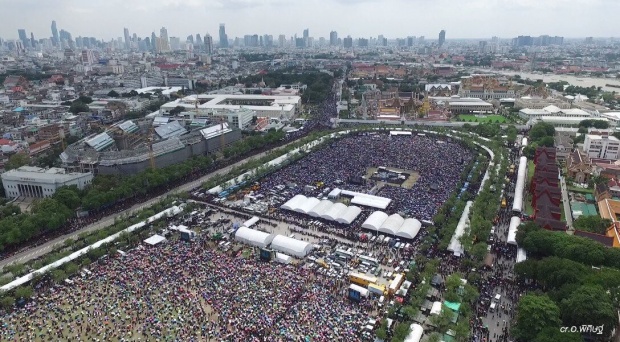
[235,69,334,103]
[513,222,620,340]
[222,130,285,158]
[523,122,555,158]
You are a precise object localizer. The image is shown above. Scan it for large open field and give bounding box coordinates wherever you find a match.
[458,114,507,123]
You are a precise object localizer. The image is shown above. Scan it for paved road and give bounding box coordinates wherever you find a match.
[0,144,295,270]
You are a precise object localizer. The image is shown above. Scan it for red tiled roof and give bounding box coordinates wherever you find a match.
[573,230,614,247]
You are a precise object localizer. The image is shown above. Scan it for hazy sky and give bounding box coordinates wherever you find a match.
[1,0,617,41]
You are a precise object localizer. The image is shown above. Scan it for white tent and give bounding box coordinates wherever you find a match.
[516,248,527,263]
[404,324,424,342]
[275,253,292,264]
[336,206,362,225]
[296,197,321,214]
[243,216,260,228]
[379,214,405,235]
[396,218,422,240]
[235,227,275,248]
[322,202,348,221]
[281,194,307,211]
[308,200,333,218]
[507,216,521,245]
[144,234,166,246]
[512,156,527,213]
[362,211,389,231]
[270,235,313,257]
[448,201,473,256]
[430,301,442,315]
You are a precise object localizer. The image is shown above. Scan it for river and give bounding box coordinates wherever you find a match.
[493,71,620,92]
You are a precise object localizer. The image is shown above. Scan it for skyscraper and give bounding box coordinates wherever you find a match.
[330,31,338,46]
[278,34,286,47]
[151,32,157,52]
[51,20,59,46]
[204,34,213,54]
[18,29,28,48]
[160,27,170,52]
[303,28,309,47]
[219,24,228,48]
[124,28,131,49]
[438,30,446,47]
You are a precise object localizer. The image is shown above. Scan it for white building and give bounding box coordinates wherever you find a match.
[537,116,610,128]
[160,94,301,119]
[519,106,591,121]
[583,134,620,160]
[2,166,93,198]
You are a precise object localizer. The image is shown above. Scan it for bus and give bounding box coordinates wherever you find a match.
[349,272,378,287]
[335,249,354,260]
[358,255,379,266]
[501,198,507,208]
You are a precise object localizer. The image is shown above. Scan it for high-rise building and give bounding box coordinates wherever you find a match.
[358,38,369,47]
[81,49,95,64]
[151,32,157,52]
[330,31,338,46]
[160,27,170,52]
[18,29,29,48]
[51,20,59,46]
[343,36,353,48]
[124,28,131,49]
[407,36,416,47]
[303,28,309,47]
[438,30,446,47]
[278,34,286,47]
[219,24,228,48]
[195,34,201,45]
[30,32,36,48]
[204,34,213,54]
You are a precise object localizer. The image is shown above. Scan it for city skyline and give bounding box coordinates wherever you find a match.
[0,0,618,40]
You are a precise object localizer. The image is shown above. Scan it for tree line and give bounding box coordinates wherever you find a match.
[512,222,619,341]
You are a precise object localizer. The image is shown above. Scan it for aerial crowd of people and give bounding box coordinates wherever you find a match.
[0,233,371,342]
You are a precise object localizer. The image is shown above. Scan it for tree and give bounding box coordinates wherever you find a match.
[533,327,583,342]
[0,296,15,309]
[107,90,120,98]
[375,327,387,340]
[430,305,453,333]
[5,153,31,171]
[512,294,561,342]
[469,242,488,262]
[14,286,33,299]
[573,215,612,234]
[53,186,82,210]
[69,101,90,114]
[529,122,555,142]
[392,322,412,341]
[169,106,185,116]
[560,285,615,338]
[77,95,93,104]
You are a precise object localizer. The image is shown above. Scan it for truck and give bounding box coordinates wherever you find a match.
[368,283,387,296]
[180,228,197,242]
[348,284,369,302]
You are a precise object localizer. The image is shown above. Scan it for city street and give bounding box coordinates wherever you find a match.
[559,175,574,230]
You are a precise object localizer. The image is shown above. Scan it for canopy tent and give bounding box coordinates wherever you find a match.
[321,202,348,221]
[336,206,362,225]
[144,234,166,246]
[516,248,527,263]
[396,218,422,239]
[430,301,443,315]
[296,197,321,214]
[281,194,307,211]
[448,201,473,256]
[379,214,405,235]
[270,235,313,257]
[275,253,292,264]
[507,216,521,245]
[512,156,528,213]
[308,199,334,218]
[362,211,389,231]
[243,216,260,228]
[404,324,424,342]
[235,227,275,248]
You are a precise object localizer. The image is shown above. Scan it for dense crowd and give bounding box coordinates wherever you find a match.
[0,232,370,342]
[257,133,475,221]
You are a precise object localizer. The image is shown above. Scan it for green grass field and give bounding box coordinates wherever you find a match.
[458,114,507,123]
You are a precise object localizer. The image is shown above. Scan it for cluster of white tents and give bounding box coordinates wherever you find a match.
[361,211,423,240]
[281,195,362,225]
[234,226,313,258]
[447,201,473,256]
